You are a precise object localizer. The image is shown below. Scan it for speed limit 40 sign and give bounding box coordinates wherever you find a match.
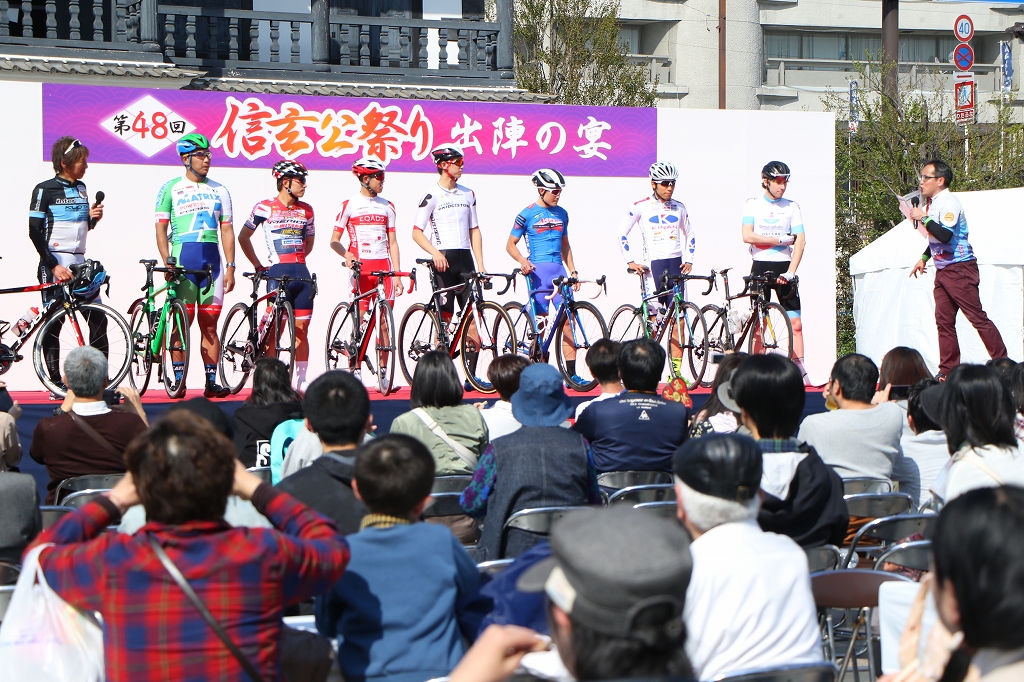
[955,15,974,43]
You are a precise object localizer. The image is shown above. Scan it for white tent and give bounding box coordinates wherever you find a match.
[849,187,1024,373]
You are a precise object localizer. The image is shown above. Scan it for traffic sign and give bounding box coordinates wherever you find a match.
[954,43,975,71]
[955,76,975,124]
[954,15,974,42]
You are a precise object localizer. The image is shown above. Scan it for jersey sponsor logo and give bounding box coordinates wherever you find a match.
[638,410,650,421]
[350,213,388,224]
[419,194,432,208]
[52,197,87,205]
[620,235,630,252]
[647,213,680,225]
[941,211,957,227]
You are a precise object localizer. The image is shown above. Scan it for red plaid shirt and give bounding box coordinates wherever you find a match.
[26,484,349,682]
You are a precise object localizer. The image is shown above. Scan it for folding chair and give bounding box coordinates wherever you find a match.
[423,492,466,517]
[811,569,912,682]
[477,559,515,576]
[843,514,935,568]
[500,506,593,558]
[39,505,73,529]
[596,471,673,490]
[60,489,111,509]
[432,476,473,494]
[54,473,124,504]
[607,484,676,506]
[804,545,842,573]
[633,501,678,518]
[874,540,931,572]
[843,492,913,519]
[246,466,272,483]
[713,661,838,682]
[842,478,892,496]
[0,562,19,586]
[0,585,14,624]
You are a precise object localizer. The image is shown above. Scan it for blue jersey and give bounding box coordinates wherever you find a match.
[926,189,975,269]
[511,203,569,265]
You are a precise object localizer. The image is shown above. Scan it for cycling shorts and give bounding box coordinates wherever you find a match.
[353,258,395,313]
[171,242,223,315]
[434,249,474,316]
[649,257,683,309]
[527,262,566,315]
[267,263,315,320]
[750,260,801,317]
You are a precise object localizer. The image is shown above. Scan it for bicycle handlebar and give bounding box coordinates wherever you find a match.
[663,273,716,297]
[141,258,214,294]
[369,269,418,293]
[545,274,607,301]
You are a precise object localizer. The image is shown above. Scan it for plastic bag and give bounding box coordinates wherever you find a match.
[0,543,104,681]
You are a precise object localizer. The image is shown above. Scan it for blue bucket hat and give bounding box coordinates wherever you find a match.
[511,364,573,427]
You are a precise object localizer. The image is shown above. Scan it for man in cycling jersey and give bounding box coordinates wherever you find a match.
[30,136,107,393]
[617,161,696,377]
[742,161,807,382]
[331,157,404,393]
[155,133,235,399]
[238,161,316,391]
[506,168,586,384]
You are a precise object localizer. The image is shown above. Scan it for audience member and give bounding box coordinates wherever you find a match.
[986,357,1017,387]
[462,364,601,561]
[890,378,949,510]
[316,434,479,682]
[1011,363,1024,440]
[922,365,1024,505]
[479,354,532,440]
[391,351,489,476]
[232,358,303,468]
[27,411,349,680]
[573,339,690,473]
[0,381,23,472]
[689,353,747,438]
[879,346,932,389]
[798,353,904,481]
[674,434,822,680]
[574,339,623,419]
[276,371,371,534]
[30,346,148,504]
[176,397,234,437]
[0,471,41,564]
[726,355,848,547]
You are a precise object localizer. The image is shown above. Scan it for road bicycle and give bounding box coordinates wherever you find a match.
[699,268,795,387]
[0,260,131,397]
[397,259,516,393]
[607,269,712,389]
[218,269,318,393]
[126,258,213,398]
[324,261,416,396]
[503,271,609,392]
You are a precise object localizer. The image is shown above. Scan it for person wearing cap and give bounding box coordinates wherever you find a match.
[723,354,847,547]
[890,378,948,510]
[674,434,822,680]
[921,364,1024,506]
[461,363,601,562]
[573,338,690,473]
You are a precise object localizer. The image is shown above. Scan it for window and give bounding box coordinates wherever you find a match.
[620,26,640,54]
[765,30,959,64]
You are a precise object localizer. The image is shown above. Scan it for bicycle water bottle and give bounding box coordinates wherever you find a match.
[727,308,742,334]
[13,307,39,337]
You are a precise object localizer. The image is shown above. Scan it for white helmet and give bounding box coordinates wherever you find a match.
[649,161,678,182]
[531,168,566,190]
[352,156,387,176]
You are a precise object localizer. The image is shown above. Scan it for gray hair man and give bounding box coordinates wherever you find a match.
[674,434,822,680]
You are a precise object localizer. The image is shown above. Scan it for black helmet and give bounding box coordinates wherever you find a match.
[761,161,791,180]
[431,144,464,165]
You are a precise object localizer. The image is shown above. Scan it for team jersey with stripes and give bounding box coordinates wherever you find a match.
[617,195,695,264]
[412,182,478,250]
[511,202,569,265]
[155,176,233,245]
[333,193,396,261]
[244,198,315,265]
[742,194,804,262]
[29,176,91,267]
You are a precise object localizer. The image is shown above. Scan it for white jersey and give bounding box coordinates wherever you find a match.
[412,182,479,251]
[742,194,804,262]
[333,193,396,261]
[617,195,695,264]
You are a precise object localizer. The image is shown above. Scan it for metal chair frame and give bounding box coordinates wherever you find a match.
[874,539,931,572]
[843,492,914,519]
[804,545,842,573]
[843,514,935,568]
[499,506,594,558]
[39,505,73,529]
[596,471,673,490]
[607,484,676,506]
[432,475,473,494]
[0,562,20,587]
[841,477,892,496]
[54,473,124,504]
[712,661,838,682]
[423,491,467,517]
[59,489,112,509]
[632,501,678,518]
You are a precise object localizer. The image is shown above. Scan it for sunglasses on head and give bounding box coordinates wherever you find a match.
[63,139,82,156]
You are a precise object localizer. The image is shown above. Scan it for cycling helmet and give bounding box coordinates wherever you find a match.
[69,260,108,300]
[761,161,791,180]
[176,133,210,156]
[431,144,464,165]
[649,161,679,182]
[352,157,387,176]
[272,160,308,180]
[531,168,566,190]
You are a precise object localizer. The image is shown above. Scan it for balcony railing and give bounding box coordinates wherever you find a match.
[765,57,1000,91]
[627,53,672,85]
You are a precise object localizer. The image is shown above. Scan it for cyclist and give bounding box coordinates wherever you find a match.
[331,156,404,392]
[506,168,585,384]
[616,161,695,376]
[30,136,107,395]
[741,160,806,381]
[154,132,236,399]
[412,144,487,386]
[239,160,316,391]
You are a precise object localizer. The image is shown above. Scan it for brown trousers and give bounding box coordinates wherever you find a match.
[933,259,1007,375]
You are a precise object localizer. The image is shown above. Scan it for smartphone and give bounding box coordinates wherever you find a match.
[0,387,13,414]
[888,385,911,401]
[103,388,123,406]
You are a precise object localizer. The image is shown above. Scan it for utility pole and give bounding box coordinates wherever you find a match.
[882,0,899,103]
[719,0,726,109]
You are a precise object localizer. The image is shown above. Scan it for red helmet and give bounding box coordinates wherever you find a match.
[352,157,386,176]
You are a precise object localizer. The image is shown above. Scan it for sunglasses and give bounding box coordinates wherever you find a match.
[546,188,563,195]
[63,139,82,156]
[447,158,464,167]
[367,172,384,182]
[191,151,213,160]
[656,180,676,187]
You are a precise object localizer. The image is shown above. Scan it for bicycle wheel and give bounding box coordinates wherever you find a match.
[159,299,191,399]
[325,302,358,372]
[663,302,708,389]
[375,300,397,395]
[32,301,132,398]
[555,301,608,392]
[462,301,516,393]
[608,304,646,343]
[398,303,442,385]
[503,301,538,360]
[273,300,296,380]
[126,298,152,396]
[218,302,253,394]
[700,305,728,388]
[748,302,794,358]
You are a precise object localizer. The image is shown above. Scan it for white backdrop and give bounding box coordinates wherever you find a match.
[0,80,836,391]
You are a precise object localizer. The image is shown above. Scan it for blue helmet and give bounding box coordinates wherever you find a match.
[70,260,108,299]
[176,133,210,156]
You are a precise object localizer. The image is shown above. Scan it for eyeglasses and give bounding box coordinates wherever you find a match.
[656,180,676,187]
[919,174,938,182]
[63,139,82,156]
[192,151,213,160]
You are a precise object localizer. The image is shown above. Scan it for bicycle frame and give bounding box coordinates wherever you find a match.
[515,270,606,358]
[713,269,781,352]
[344,265,415,367]
[416,260,514,356]
[135,259,212,358]
[0,280,63,356]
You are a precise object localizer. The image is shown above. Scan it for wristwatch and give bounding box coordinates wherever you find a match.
[225,262,236,268]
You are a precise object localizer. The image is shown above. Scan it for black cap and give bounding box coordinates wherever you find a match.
[673,433,762,503]
[919,383,947,428]
[517,507,691,640]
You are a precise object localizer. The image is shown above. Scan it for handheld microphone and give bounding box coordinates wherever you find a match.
[89,190,105,230]
[910,196,920,229]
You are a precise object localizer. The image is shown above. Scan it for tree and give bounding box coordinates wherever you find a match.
[511,0,657,107]
[822,62,1024,356]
